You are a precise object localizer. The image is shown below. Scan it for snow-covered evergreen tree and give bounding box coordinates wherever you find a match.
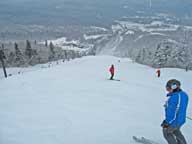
[7,52,15,66]
[25,40,33,59]
[49,42,55,61]
[45,40,48,47]
[14,42,25,66]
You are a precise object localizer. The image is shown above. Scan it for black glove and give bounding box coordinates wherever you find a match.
[161,120,169,128]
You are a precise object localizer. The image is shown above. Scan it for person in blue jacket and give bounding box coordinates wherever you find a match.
[161,79,188,144]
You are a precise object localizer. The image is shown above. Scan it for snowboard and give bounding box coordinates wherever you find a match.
[108,79,120,81]
[133,136,160,144]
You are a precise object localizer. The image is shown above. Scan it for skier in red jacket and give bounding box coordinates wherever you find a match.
[156,69,161,78]
[109,64,115,80]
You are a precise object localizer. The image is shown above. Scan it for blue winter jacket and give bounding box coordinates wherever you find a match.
[165,90,188,127]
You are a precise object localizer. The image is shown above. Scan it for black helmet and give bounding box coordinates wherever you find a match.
[166,79,181,90]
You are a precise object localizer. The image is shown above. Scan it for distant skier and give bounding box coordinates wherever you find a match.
[161,79,188,144]
[156,69,161,78]
[109,64,115,80]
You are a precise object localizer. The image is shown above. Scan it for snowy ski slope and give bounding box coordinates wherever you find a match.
[0,56,191,144]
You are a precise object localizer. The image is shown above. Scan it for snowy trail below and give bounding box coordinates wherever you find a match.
[0,56,192,144]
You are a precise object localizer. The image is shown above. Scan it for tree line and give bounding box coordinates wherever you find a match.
[0,40,92,67]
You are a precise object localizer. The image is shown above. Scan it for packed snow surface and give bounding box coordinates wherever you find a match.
[0,56,192,144]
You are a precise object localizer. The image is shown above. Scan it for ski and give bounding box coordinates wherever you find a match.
[133,136,160,144]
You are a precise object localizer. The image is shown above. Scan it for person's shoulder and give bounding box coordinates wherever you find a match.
[179,90,188,97]
[168,91,181,98]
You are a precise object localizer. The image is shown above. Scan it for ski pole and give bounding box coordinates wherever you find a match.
[186,116,192,121]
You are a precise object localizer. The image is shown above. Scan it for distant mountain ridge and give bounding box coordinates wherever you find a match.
[94,15,192,70]
[0,0,192,27]
[1,0,192,69]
